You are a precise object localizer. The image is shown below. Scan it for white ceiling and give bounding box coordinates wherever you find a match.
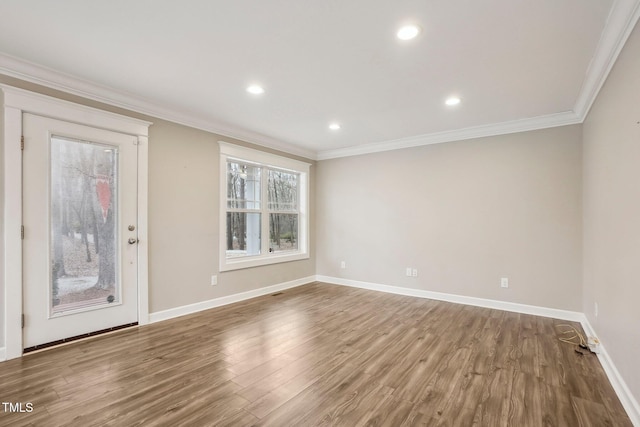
[0,0,639,160]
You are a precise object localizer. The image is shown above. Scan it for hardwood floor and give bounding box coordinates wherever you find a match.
[0,282,632,426]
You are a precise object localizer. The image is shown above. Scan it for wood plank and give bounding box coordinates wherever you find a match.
[0,282,632,426]
[571,396,615,427]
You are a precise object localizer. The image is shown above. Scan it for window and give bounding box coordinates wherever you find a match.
[219,142,310,271]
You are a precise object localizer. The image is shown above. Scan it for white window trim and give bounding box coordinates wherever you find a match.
[219,142,310,272]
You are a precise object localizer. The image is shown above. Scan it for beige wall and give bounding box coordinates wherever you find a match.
[316,125,583,311]
[583,21,640,401]
[148,120,316,313]
[0,75,316,347]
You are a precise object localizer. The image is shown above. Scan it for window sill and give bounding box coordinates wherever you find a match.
[220,252,309,272]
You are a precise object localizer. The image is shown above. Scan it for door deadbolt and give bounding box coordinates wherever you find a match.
[128,225,136,231]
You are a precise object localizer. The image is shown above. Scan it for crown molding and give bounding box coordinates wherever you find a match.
[316,111,581,160]
[574,0,640,120]
[1,1,638,162]
[318,0,640,161]
[0,53,317,160]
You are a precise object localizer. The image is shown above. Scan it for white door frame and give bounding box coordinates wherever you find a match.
[1,85,151,360]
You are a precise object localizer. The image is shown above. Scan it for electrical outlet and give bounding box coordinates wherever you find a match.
[594,302,598,317]
[500,277,509,288]
[340,261,346,269]
[412,269,418,277]
[406,267,412,277]
[211,275,218,286]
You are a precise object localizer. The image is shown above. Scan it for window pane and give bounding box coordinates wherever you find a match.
[226,212,261,258]
[269,213,298,253]
[268,169,298,211]
[50,136,120,314]
[227,162,261,209]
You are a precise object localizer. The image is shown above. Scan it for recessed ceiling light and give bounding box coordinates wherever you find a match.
[397,25,421,40]
[329,123,341,130]
[445,96,461,106]
[246,85,265,95]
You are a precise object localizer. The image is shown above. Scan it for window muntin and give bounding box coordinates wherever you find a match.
[267,168,299,254]
[226,161,262,258]
[219,142,309,271]
[227,162,261,210]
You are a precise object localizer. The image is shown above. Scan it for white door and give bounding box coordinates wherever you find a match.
[22,113,139,349]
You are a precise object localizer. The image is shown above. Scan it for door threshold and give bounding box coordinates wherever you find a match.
[23,322,138,354]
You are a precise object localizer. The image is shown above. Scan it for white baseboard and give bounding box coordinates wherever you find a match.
[580,319,640,426]
[316,275,584,321]
[149,276,315,323]
[0,347,5,362]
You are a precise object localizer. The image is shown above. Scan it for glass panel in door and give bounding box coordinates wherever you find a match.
[50,136,120,315]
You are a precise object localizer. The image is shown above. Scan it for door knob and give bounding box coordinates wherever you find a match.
[128,238,139,244]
